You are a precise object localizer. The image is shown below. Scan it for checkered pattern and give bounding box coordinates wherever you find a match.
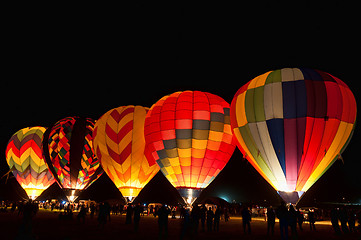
[144,91,236,190]
[44,117,102,190]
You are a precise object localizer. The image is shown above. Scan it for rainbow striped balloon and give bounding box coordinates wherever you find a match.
[5,127,55,199]
[93,106,159,199]
[230,68,357,202]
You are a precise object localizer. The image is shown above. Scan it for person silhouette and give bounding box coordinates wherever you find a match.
[213,206,221,231]
[206,207,214,232]
[276,201,288,240]
[125,204,133,224]
[266,206,275,235]
[330,208,341,235]
[133,203,142,232]
[157,205,170,240]
[288,205,298,239]
[241,206,251,234]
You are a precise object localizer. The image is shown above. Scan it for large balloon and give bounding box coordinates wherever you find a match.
[5,127,55,200]
[42,117,103,201]
[230,68,357,203]
[144,91,236,204]
[93,105,159,202]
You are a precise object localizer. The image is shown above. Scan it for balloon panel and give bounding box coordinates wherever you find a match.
[230,68,357,193]
[45,117,102,191]
[93,106,159,197]
[144,91,236,189]
[5,127,54,198]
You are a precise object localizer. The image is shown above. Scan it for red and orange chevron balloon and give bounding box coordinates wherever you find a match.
[5,127,55,199]
[93,106,159,199]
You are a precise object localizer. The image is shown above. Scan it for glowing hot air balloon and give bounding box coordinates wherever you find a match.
[230,68,357,203]
[42,117,103,202]
[93,106,159,202]
[5,127,55,200]
[144,91,236,205]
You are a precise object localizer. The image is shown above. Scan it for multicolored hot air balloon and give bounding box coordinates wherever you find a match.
[5,127,55,200]
[42,117,103,201]
[93,106,159,202]
[230,68,357,203]
[144,91,236,205]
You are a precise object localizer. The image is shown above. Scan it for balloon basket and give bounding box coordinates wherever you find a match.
[277,191,305,205]
[63,189,81,202]
[177,188,202,206]
[124,196,135,204]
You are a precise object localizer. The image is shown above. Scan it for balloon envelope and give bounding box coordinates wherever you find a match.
[144,91,236,204]
[230,68,357,203]
[5,127,55,199]
[43,117,103,201]
[93,106,159,200]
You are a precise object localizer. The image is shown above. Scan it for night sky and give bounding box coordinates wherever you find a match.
[1,2,360,205]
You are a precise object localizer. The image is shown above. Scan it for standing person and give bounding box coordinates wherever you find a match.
[97,202,107,229]
[206,207,214,232]
[348,209,356,233]
[157,205,170,240]
[241,206,251,234]
[330,208,341,235]
[180,208,191,240]
[125,204,133,224]
[200,204,206,232]
[308,209,316,231]
[133,203,142,232]
[288,205,298,239]
[338,207,348,233]
[90,203,96,218]
[224,207,229,222]
[266,206,275,235]
[296,208,304,231]
[191,204,200,235]
[171,206,176,219]
[276,201,289,240]
[77,204,87,223]
[213,206,221,231]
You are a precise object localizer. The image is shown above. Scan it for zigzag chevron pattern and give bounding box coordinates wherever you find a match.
[5,127,55,198]
[93,106,160,198]
[45,117,102,190]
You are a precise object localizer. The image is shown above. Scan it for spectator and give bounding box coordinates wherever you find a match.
[267,206,275,235]
[241,206,251,234]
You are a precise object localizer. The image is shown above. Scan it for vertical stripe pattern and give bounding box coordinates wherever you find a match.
[230,68,357,193]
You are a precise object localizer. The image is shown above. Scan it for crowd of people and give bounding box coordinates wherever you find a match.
[1,199,360,239]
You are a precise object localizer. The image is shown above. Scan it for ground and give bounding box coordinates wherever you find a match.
[0,209,359,240]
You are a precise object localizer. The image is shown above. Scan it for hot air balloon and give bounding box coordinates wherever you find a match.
[93,106,159,202]
[144,91,236,205]
[5,127,55,200]
[230,68,357,203]
[42,117,103,202]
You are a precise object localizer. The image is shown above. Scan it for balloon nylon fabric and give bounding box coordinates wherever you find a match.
[43,117,102,191]
[5,127,54,198]
[230,68,357,193]
[93,106,159,198]
[144,91,236,190]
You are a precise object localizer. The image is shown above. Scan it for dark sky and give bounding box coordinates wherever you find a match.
[1,2,360,204]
